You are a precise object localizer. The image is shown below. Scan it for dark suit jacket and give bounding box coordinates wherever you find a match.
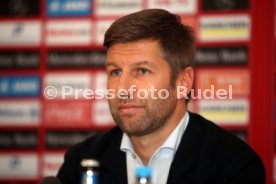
[57,112,265,184]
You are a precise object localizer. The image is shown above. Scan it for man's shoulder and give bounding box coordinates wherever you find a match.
[57,126,124,183]
[170,112,265,183]
[189,112,252,152]
[188,112,263,165]
[66,126,123,159]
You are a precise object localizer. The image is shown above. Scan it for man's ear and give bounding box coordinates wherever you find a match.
[176,66,194,99]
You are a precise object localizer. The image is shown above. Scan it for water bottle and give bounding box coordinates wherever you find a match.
[135,166,152,184]
[81,159,100,184]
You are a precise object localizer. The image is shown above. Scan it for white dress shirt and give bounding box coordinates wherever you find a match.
[120,112,189,184]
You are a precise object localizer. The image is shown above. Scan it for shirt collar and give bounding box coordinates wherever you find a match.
[120,112,190,153]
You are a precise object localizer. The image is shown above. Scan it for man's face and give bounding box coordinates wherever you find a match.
[105,40,178,137]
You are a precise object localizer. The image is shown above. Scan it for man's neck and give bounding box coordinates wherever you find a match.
[130,107,186,165]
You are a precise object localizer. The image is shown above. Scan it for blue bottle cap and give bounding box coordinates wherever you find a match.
[135,166,152,178]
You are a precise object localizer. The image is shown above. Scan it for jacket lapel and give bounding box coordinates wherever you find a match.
[167,112,204,183]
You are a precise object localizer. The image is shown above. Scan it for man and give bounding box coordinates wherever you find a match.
[57,9,265,184]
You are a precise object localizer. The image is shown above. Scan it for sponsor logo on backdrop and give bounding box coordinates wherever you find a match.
[46,20,92,45]
[95,0,142,16]
[0,0,40,16]
[0,153,38,178]
[95,20,113,45]
[0,132,37,148]
[196,69,249,96]
[148,0,196,14]
[43,153,64,177]
[196,46,247,65]
[0,52,39,69]
[198,99,249,125]
[46,131,98,148]
[92,100,114,126]
[44,100,91,127]
[47,0,91,16]
[48,51,105,68]
[199,15,250,42]
[0,100,40,126]
[0,21,41,46]
[44,73,91,99]
[0,76,40,97]
[202,0,249,11]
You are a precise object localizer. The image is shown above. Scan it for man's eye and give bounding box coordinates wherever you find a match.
[111,69,122,76]
[137,68,150,75]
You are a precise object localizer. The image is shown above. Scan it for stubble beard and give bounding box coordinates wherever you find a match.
[109,90,177,137]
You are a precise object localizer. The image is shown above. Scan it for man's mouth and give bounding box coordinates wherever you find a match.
[118,104,143,114]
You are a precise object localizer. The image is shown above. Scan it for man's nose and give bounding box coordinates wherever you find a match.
[116,72,134,95]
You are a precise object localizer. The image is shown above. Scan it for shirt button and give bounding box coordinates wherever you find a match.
[132,153,137,159]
